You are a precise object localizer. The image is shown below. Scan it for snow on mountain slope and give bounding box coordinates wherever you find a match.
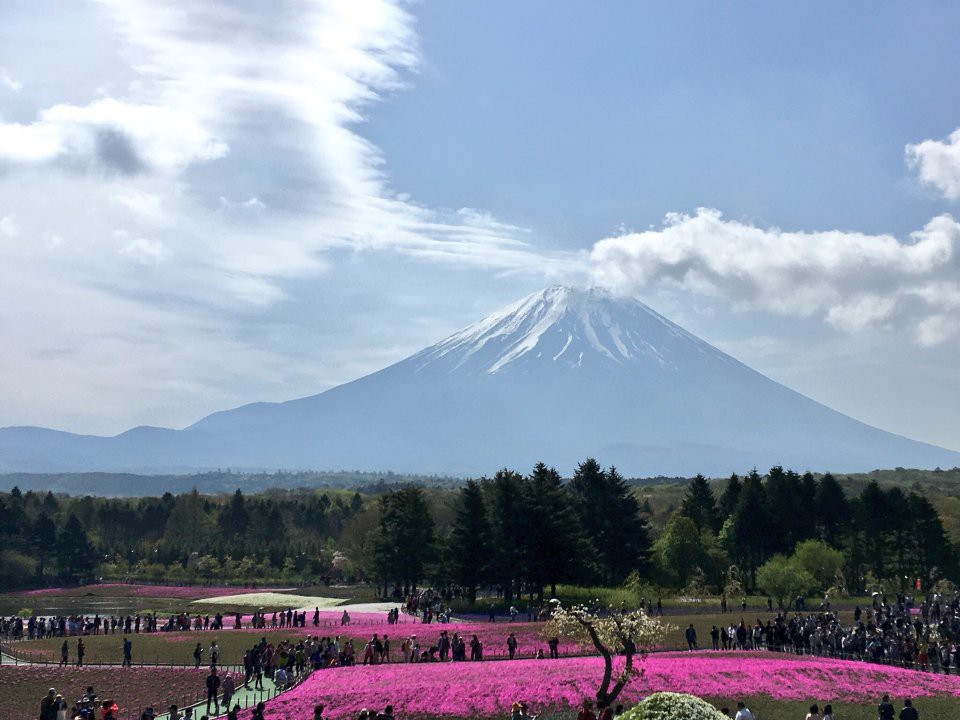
[1,286,959,476]
[412,286,731,375]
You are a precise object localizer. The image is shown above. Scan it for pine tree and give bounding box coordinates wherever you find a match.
[447,480,492,603]
[718,473,741,521]
[731,470,773,588]
[813,473,848,547]
[218,489,250,539]
[523,462,590,598]
[680,474,719,534]
[30,513,58,579]
[57,513,97,583]
[568,460,651,585]
[370,486,436,592]
[484,469,527,605]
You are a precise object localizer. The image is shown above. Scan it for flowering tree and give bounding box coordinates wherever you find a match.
[543,602,673,707]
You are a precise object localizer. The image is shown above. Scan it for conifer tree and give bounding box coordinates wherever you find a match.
[680,474,719,534]
[447,479,492,603]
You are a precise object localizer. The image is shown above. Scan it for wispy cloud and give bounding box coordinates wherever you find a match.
[0,69,21,92]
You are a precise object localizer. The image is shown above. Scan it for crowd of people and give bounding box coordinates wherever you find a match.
[690,591,960,675]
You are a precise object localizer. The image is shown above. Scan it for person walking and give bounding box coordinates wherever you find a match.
[805,703,821,720]
[122,636,133,667]
[76,638,85,667]
[685,624,697,650]
[822,704,834,720]
[734,701,754,720]
[221,673,235,712]
[193,643,203,668]
[507,633,518,659]
[205,667,221,716]
[60,640,68,666]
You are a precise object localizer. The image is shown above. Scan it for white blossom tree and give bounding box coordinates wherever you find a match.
[543,602,673,707]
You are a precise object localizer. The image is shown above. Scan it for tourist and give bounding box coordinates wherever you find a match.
[54,694,68,720]
[685,624,697,650]
[123,636,133,667]
[140,708,155,720]
[507,632,518,659]
[101,699,119,720]
[77,638,85,667]
[205,667,221,715]
[576,700,596,720]
[878,694,895,720]
[710,625,720,650]
[221,672,236,710]
[899,699,919,720]
[210,641,220,666]
[805,703,821,720]
[60,640,68,666]
[375,705,393,720]
[40,688,57,720]
[548,636,560,659]
[227,704,241,720]
[275,665,288,688]
[313,704,325,720]
[194,642,203,668]
[341,610,351,626]
[733,701,754,720]
[822,704,834,720]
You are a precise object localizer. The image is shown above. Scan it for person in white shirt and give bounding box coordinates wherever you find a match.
[734,701,755,720]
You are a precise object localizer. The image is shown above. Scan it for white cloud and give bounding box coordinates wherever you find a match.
[0,69,22,92]
[0,1,582,433]
[0,98,228,172]
[0,215,19,238]
[119,237,167,265]
[590,208,960,345]
[906,128,960,201]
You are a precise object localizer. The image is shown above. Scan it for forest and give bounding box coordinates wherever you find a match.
[0,460,956,600]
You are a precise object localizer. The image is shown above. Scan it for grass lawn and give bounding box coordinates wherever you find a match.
[8,630,311,667]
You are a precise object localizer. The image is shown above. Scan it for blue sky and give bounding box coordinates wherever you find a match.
[2,0,960,454]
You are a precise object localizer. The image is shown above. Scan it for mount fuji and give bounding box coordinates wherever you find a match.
[2,286,958,476]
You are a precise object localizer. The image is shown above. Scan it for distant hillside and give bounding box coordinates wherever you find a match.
[0,469,458,497]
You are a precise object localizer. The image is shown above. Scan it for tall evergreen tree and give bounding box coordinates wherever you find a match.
[485,469,527,605]
[447,480,492,602]
[730,470,773,587]
[370,486,436,592]
[568,460,651,584]
[218,489,250,539]
[908,493,954,586]
[30,513,58,579]
[680,474,719,534]
[524,463,590,598]
[718,473,741,521]
[813,473,849,547]
[57,513,97,583]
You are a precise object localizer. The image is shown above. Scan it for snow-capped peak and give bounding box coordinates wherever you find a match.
[412,285,726,375]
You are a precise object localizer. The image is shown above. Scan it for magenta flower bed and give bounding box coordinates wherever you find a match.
[241,652,960,719]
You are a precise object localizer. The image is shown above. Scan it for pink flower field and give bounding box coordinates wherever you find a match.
[240,652,960,719]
